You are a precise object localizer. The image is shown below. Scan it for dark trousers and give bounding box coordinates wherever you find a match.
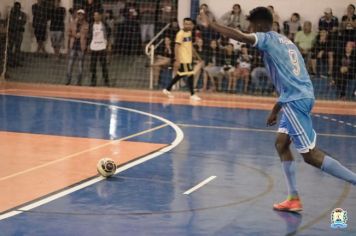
[166,74,194,95]
[7,31,23,66]
[90,49,109,86]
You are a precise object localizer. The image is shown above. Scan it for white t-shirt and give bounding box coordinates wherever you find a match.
[90,22,107,51]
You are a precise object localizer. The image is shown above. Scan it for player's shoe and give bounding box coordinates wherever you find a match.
[190,94,201,101]
[273,198,303,212]
[162,89,174,98]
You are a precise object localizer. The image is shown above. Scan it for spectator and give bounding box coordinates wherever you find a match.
[319,8,339,33]
[165,18,180,41]
[139,2,156,50]
[220,4,248,31]
[283,13,302,41]
[340,4,356,44]
[267,5,281,24]
[158,0,177,32]
[272,21,281,33]
[8,2,26,67]
[311,30,334,78]
[84,0,103,26]
[104,10,115,52]
[220,43,238,92]
[233,45,252,93]
[32,0,49,56]
[121,0,140,55]
[50,0,66,60]
[294,21,317,71]
[66,9,89,86]
[193,37,205,89]
[203,39,221,91]
[196,4,217,44]
[89,11,111,87]
[150,36,174,88]
[333,41,356,99]
[250,48,273,94]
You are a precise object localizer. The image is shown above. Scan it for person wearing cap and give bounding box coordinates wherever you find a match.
[319,8,339,33]
[65,9,89,85]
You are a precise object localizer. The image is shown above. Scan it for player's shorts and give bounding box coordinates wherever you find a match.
[177,63,194,76]
[278,98,316,153]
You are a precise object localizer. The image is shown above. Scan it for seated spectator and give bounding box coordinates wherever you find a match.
[294,21,317,71]
[272,21,281,33]
[8,2,26,67]
[150,36,174,88]
[219,43,238,92]
[196,4,218,45]
[311,30,334,78]
[319,8,339,47]
[267,5,281,24]
[333,41,356,99]
[233,45,252,93]
[203,39,221,91]
[220,4,248,32]
[283,13,302,41]
[340,4,356,44]
[250,48,273,94]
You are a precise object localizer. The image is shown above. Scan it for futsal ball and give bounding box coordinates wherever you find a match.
[97,158,117,178]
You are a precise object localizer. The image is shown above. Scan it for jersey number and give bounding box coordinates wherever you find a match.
[288,50,300,76]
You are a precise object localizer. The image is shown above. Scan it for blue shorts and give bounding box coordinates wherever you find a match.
[278,98,316,153]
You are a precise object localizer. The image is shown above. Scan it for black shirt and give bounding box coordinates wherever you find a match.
[50,7,66,31]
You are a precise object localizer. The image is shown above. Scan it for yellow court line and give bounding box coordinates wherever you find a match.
[0,124,168,182]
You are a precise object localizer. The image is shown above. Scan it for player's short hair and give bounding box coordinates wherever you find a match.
[247,7,273,25]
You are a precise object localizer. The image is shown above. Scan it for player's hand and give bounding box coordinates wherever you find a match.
[266,112,278,126]
[199,9,210,28]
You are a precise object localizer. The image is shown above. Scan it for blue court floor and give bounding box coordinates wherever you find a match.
[0,94,355,236]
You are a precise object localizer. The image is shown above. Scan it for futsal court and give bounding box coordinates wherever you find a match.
[0,82,354,236]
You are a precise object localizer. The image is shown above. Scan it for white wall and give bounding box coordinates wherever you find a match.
[200,0,350,30]
[0,0,72,52]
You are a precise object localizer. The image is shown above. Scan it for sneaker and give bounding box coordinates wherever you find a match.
[162,89,174,98]
[273,198,303,212]
[190,94,201,101]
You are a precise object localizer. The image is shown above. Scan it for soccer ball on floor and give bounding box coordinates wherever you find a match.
[97,158,117,178]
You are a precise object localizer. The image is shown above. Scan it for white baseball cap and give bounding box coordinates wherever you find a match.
[77,9,85,14]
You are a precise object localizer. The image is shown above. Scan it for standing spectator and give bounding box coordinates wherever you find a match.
[50,0,66,60]
[193,37,205,89]
[340,4,356,44]
[121,0,140,55]
[196,4,217,44]
[84,0,103,27]
[139,2,155,50]
[267,5,281,24]
[283,13,302,41]
[220,4,248,32]
[162,18,201,101]
[165,18,180,41]
[104,10,115,52]
[203,39,221,92]
[233,45,252,93]
[89,11,111,87]
[32,0,49,56]
[66,9,89,86]
[333,41,356,99]
[311,30,334,78]
[157,0,177,32]
[294,21,317,71]
[8,2,26,67]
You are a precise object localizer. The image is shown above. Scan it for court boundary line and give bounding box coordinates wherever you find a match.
[0,95,184,220]
[183,176,217,195]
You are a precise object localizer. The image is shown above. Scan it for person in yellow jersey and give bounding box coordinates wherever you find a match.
[163,18,201,101]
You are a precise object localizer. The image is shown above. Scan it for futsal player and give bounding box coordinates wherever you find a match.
[163,18,201,101]
[199,7,356,212]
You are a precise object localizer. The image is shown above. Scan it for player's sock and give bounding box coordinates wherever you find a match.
[282,161,299,198]
[321,155,356,185]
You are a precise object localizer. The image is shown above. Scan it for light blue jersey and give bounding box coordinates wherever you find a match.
[253,31,314,103]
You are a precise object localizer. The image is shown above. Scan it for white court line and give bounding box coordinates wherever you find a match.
[0,95,184,221]
[183,176,217,195]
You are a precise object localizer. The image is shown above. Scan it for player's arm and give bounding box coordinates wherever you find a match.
[267,102,282,126]
[199,10,256,45]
